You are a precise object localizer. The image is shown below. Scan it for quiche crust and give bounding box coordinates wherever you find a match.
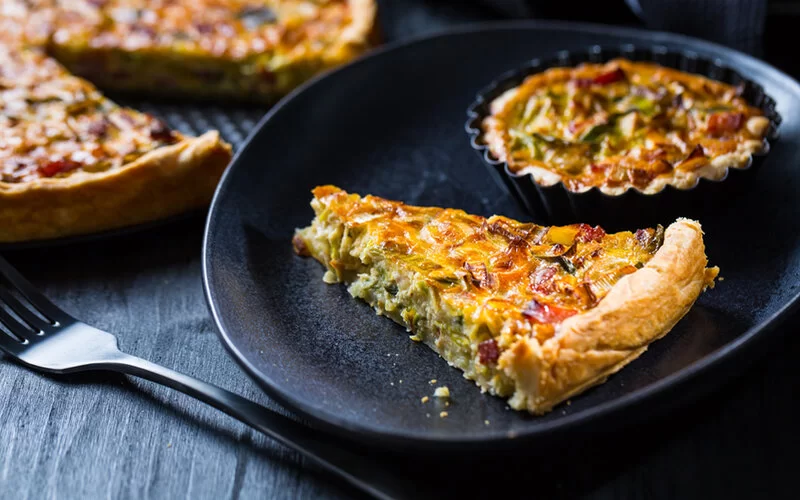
[501,219,715,412]
[294,186,718,414]
[0,131,231,243]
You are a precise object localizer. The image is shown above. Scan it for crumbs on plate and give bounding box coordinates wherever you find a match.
[433,386,450,398]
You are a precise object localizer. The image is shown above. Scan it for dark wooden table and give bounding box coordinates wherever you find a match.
[2,2,798,499]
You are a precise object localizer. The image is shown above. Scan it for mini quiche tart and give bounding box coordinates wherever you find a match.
[293,186,719,414]
[4,0,377,102]
[482,58,772,195]
[0,45,232,243]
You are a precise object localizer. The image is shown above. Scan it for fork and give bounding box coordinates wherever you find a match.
[0,255,405,500]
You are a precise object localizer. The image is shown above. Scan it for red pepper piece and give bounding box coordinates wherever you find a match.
[708,112,744,136]
[478,339,500,365]
[592,68,626,85]
[522,299,577,324]
[39,159,81,178]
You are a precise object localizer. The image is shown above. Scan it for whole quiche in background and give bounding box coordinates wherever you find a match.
[0,1,380,243]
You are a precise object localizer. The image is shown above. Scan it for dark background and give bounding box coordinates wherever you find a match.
[1,1,799,499]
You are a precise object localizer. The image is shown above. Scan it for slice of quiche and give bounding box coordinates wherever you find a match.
[293,186,719,414]
[6,0,378,103]
[0,45,232,242]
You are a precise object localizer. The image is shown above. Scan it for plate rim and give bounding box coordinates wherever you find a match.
[202,20,800,450]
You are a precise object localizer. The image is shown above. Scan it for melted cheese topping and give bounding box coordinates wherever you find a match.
[0,45,181,184]
[484,59,771,194]
[294,186,663,343]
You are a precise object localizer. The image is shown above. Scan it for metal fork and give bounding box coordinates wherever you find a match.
[0,255,404,500]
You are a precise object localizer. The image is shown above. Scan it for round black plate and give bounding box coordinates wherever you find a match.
[202,22,800,451]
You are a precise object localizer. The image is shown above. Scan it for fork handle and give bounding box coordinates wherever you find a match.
[101,353,404,500]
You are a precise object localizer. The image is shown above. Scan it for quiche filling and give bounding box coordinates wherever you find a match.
[1,46,182,184]
[2,0,373,102]
[483,59,772,194]
[293,186,716,413]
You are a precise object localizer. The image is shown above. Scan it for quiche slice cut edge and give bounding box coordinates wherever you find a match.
[292,185,719,415]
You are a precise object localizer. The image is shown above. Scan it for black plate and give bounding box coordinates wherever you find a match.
[0,101,265,251]
[203,22,800,451]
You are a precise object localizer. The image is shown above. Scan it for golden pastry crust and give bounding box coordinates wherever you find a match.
[294,186,718,414]
[483,59,771,195]
[501,219,717,413]
[0,131,231,242]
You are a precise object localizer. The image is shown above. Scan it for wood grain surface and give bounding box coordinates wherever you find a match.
[1,2,798,499]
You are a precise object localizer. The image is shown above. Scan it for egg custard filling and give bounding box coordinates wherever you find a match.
[483,59,772,195]
[293,186,718,414]
[0,46,187,184]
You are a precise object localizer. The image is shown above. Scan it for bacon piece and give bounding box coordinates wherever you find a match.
[642,148,666,161]
[685,144,706,161]
[39,160,81,178]
[149,119,176,143]
[87,118,108,137]
[628,159,672,188]
[478,339,500,365]
[676,144,708,171]
[522,299,577,324]
[708,112,744,136]
[576,223,606,243]
[131,24,156,38]
[629,168,656,187]
[464,262,496,289]
[531,265,557,294]
[195,23,215,34]
[292,235,310,257]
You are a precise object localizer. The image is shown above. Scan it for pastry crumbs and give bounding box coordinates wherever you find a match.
[433,386,450,398]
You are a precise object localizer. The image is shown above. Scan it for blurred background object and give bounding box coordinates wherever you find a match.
[378,0,799,73]
[476,0,770,55]
[624,0,767,55]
